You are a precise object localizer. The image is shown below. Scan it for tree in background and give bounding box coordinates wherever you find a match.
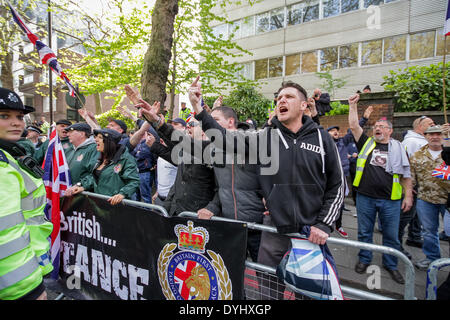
[382,62,450,112]
[315,71,347,99]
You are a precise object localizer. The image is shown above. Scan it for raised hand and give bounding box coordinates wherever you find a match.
[134,99,161,123]
[213,95,223,108]
[348,94,360,106]
[125,85,141,105]
[188,75,202,113]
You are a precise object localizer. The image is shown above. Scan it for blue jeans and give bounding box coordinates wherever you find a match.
[356,193,401,270]
[415,199,447,261]
[139,171,155,204]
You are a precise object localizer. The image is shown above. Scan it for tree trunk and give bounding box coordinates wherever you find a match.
[94,92,103,114]
[141,0,179,106]
[1,51,14,90]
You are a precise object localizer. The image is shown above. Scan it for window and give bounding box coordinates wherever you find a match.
[270,8,285,31]
[241,16,254,38]
[383,35,406,63]
[339,43,359,68]
[436,29,450,56]
[341,0,359,13]
[323,0,340,18]
[212,24,228,40]
[302,51,318,73]
[24,96,34,108]
[269,57,283,78]
[303,1,319,22]
[287,3,302,26]
[410,31,435,60]
[364,0,384,8]
[255,59,268,79]
[256,12,270,34]
[361,39,382,65]
[229,20,241,39]
[285,54,301,75]
[320,47,338,71]
[236,62,253,80]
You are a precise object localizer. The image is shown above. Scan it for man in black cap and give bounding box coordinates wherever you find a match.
[363,85,372,93]
[106,118,137,152]
[26,125,43,149]
[34,118,73,164]
[167,117,186,131]
[65,123,98,185]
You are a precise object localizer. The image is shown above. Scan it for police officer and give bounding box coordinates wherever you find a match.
[0,87,53,300]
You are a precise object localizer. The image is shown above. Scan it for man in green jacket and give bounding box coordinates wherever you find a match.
[65,123,99,185]
[34,119,72,164]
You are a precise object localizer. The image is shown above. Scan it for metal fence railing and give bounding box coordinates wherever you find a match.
[178,211,416,300]
[426,258,450,300]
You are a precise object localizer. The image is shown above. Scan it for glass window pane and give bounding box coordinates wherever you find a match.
[287,4,302,26]
[212,24,228,40]
[236,62,253,80]
[341,0,359,13]
[229,21,241,39]
[339,43,359,68]
[303,1,319,22]
[320,47,339,71]
[361,39,382,65]
[241,16,254,38]
[302,51,318,73]
[269,57,283,78]
[323,0,340,18]
[436,29,450,56]
[364,0,383,8]
[410,31,435,60]
[285,54,301,75]
[383,35,406,63]
[255,59,268,79]
[256,12,270,34]
[270,8,285,30]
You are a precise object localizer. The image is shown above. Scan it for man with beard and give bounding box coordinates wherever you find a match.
[348,94,413,285]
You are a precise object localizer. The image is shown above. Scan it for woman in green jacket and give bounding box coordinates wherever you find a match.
[65,128,140,205]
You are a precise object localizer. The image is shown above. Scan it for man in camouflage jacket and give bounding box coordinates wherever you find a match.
[409,125,450,270]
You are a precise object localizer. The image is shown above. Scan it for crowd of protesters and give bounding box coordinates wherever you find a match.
[2,79,450,300]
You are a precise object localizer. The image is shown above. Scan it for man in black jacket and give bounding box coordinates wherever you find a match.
[313,88,332,116]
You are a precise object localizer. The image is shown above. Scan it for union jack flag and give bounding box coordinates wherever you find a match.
[43,128,72,279]
[186,112,196,123]
[8,2,77,97]
[432,162,450,180]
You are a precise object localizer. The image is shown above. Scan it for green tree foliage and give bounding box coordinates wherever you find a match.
[382,62,450,112]
[315,71,347,99]
[212,85,271,125]
[94,106,137,130]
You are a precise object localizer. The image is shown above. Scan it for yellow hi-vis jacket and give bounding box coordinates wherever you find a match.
[353,137,403,201]
[0,148,53,300]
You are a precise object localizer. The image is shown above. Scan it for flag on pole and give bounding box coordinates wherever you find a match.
[446,0,450,36]
[8,2,77,97]
[42,129,72,279]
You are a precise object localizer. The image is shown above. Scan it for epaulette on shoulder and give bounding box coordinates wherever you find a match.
[0,149,9,164]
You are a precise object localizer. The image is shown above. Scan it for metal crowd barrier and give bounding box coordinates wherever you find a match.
[81,191,170,217]
[178,211,416,300]
[426,258,450,300]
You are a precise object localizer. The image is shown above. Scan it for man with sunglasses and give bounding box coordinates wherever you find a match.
[348,94,413,285]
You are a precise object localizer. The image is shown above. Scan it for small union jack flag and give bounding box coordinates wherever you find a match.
[432,162,450,180]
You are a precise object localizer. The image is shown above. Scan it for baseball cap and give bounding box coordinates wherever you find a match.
[327,125,340,132]
[424,125,443,134]
[168,118,186,127]
[93,128,122,144]
[66,123,92,135]
[0,87,35,114]
[108,119,128,133]
[56,119,72,126]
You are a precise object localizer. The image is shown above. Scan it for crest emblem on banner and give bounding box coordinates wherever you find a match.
[158,221,232,300]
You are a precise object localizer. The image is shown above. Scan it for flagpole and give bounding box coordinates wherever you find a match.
[48,0,53,124]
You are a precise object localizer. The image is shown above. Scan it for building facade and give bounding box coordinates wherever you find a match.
[211,0,449,100]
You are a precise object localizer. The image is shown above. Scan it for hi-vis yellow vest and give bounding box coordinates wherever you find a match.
[0,148,53,300]
[353,137,402,201]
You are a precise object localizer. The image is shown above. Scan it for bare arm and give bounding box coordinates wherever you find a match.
[348,94,363,143]
[129,121,151,147]
[400,177,413,212]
